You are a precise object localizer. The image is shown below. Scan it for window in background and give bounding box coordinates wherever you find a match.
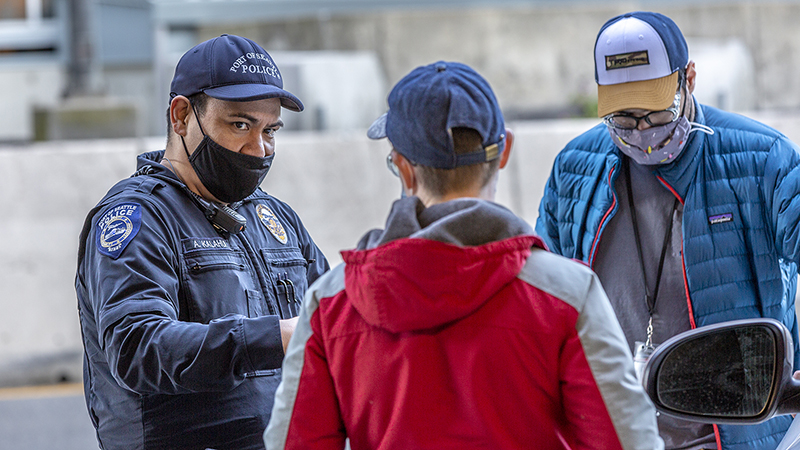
[0,0,59,56]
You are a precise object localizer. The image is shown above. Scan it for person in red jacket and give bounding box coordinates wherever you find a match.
[264,61,663,450]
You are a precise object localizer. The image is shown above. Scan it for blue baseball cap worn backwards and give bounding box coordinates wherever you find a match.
[367,61,505,169]
[170,34,303,112]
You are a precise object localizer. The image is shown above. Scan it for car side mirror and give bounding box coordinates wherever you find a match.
[642,318,800,424]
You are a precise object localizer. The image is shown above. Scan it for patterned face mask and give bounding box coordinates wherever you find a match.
[607,116,714,165]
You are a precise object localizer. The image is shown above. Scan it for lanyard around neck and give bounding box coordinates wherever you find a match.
[624,158,679,316]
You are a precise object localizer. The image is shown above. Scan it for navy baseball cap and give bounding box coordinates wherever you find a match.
[594,12,688,117]
[367,61,505,169]
[170,34,303,112]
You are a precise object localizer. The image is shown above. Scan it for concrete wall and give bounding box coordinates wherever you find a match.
[0,118,591,386]
[2,112,800,386]
[0,139,142,385]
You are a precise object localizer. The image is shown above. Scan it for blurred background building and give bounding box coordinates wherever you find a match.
[4,0,797,143]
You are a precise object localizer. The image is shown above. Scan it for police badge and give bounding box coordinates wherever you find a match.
[256,204,288,244]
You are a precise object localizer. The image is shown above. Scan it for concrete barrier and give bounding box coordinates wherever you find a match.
[1,113,797,387]
[0,139,143,386]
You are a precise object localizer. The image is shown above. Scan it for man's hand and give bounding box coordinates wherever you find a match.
[279,317,299,354]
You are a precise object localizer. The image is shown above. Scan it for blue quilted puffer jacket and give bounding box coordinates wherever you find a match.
[536,100,800,450]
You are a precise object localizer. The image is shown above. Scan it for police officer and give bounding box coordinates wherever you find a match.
[75,34,329,450]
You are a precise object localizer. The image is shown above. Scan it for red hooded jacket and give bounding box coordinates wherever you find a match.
[266,198,662,450]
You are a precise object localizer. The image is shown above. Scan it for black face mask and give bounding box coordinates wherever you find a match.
[182,107,274,203]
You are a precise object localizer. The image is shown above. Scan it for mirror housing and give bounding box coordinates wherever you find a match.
[642,318,799,424]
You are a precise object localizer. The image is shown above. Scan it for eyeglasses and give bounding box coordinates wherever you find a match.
[603,89,682,130]
[386,152,415,177]
[386,152,400,177]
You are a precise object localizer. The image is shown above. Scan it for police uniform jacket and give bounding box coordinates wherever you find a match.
[75,150,329,450]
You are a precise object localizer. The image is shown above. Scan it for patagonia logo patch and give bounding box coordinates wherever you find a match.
[606,51,649,70]
[183,238,229,251]
[708,213,733,225]
[96,202,142,259]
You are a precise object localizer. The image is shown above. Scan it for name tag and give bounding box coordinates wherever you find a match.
[184,238,229,251]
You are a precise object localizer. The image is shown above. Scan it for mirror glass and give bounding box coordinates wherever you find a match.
[656,325,776,417]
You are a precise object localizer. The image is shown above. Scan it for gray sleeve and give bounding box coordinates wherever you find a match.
[518,249,665,450]
[264,264,347,449]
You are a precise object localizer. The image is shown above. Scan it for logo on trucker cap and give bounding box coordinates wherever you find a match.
[606,51,650,70]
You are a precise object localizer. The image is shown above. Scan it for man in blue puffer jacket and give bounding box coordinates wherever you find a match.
[536,11,800,450]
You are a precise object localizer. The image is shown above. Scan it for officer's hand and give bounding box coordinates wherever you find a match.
[279,316,299,354]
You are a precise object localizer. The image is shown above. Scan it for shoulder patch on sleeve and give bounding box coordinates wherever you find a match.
[95,202,142,259]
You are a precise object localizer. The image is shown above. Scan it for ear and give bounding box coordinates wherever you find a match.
[685,61,697,95]
[393,150,418,195]
[170,95,192,137]
[499,128,514,170]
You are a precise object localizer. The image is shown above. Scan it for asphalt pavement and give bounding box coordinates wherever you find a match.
[0,383,98,450]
